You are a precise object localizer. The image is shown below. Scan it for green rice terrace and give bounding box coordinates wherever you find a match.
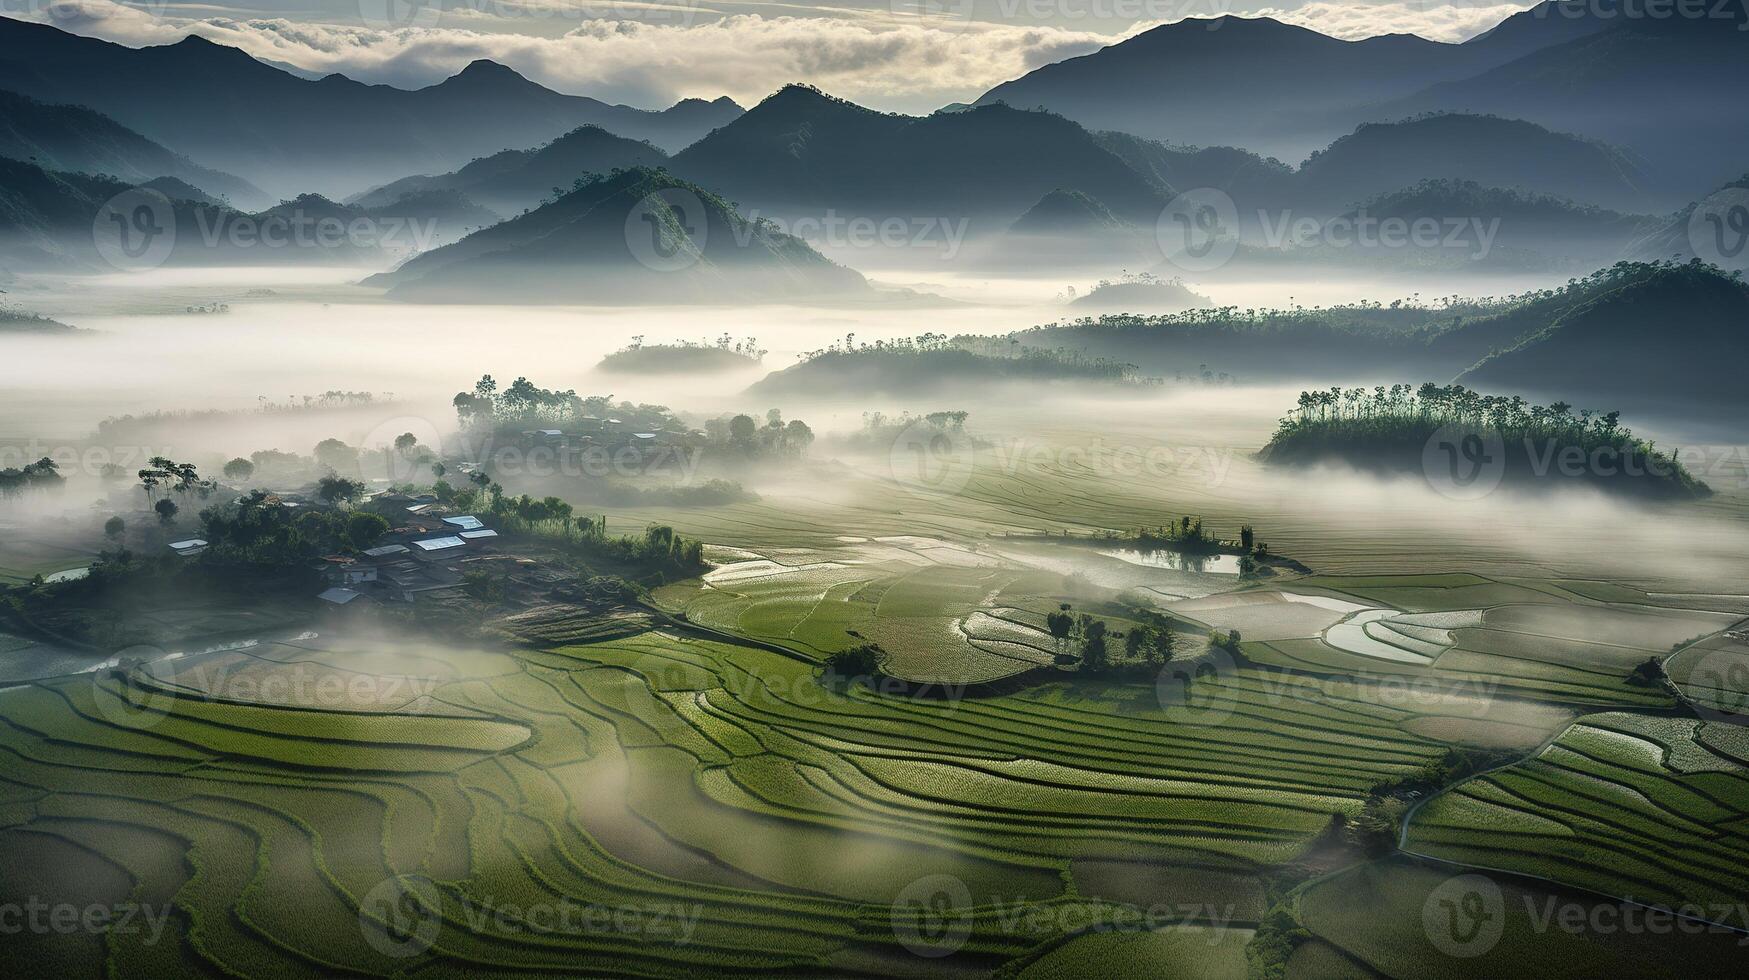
[4,508,1748,976]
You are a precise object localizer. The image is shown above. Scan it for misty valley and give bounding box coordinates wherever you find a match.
[2,3,1748,979]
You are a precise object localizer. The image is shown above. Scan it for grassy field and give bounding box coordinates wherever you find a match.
[3,421,1747,976]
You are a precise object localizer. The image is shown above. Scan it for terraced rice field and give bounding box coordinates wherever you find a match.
[1404,712,1749,918]
[0,591,1561,977]
[4,500,1747,975]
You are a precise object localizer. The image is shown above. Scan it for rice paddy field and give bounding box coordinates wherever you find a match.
[3,418,1748,977]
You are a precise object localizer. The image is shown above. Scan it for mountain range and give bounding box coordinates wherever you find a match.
[0,89,266,209]
[669,86,1169,227]
[348,126,670,219]
[363,168,868,304]
[0,17,741,199]
[974,3,1748,200]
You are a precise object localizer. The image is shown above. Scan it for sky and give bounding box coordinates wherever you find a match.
[11,0,1537,112]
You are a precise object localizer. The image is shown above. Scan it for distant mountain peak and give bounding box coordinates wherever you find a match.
[436,59,545,93]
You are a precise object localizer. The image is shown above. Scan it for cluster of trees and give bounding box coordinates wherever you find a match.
[453,375,685,436]
[1048,604,1180,674]
[702,409,814,458]
[137,456,218,524]
[618,334,766,361]
[200,491,389,567]
[792,333,1148,384]
[820,643,887,686]
[1276,383,1697,480]
[1133,518,1217,556]
[844,410,973,450]
[0,457,63,500]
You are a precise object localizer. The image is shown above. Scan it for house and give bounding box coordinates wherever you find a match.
[362,544,410,559]
[413,535,466,552]
[167,538,208,557]
[442,515,486,532]
[317,587,364,605]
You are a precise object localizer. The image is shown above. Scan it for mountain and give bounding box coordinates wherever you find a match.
[1094,132,1298,212]
[1373,9,1749,194]
[1456,261,1749,415]
[0,157,494,272]
[1298,114,1654,212]
[363,167,868,304]
[1346,180,1660,266]
[1627,173,1749,271]
[349,125,669,218]
[0,88,267,208]
[0,18,742,198]
[671,86,1168,228]
[972,16,1538,160]
[1008,189,1131,235]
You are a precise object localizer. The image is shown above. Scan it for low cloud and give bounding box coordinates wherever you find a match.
[1253,0,1534,41]
[18,1,1116,111]
[18,0,1534,111]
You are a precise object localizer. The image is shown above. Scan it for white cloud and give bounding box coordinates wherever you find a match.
[17,0,1535,112]
[1253,0,1535,41]
[18,2,1118,111]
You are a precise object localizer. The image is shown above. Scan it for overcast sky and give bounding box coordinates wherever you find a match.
[16,0,1535,112]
